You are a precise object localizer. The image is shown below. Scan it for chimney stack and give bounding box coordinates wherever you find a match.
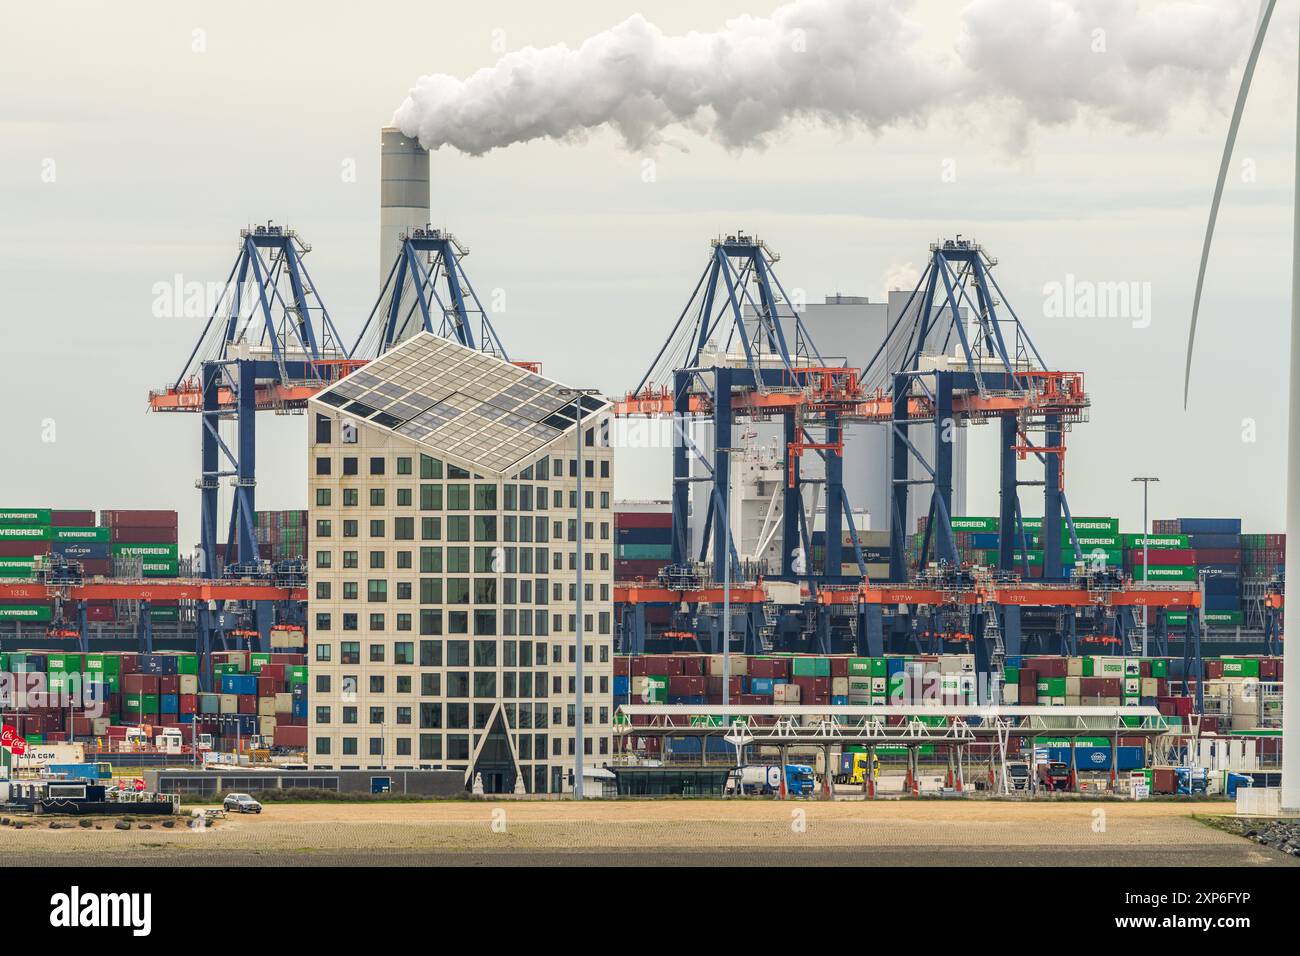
[379,126,430,330]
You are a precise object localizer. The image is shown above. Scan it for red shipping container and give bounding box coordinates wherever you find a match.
[50,510,96,527]
[257,676,276,696]
[86,605,116,622]
[706,676,743,697]
[1130,549,1195,566]
[0,541,51,557]
[616,512,672,529]
[749,657,790,679]
[1204,660,1224,679]
[829,656,849,678]
[1193,548,1240,565]
[678,655,707,676]
[122,674,157,694]
[1028,657,1068,677]
[100,510,178,529]
[629,657,648,677]
[259,663,285,682]
[237,694,257,715]
[80,559,112,575]
[1020,683,1039,704]
[178,694,197,714]
[158,675,179,695]
[117,654,139,675]
[1018,668,1039,687]
[110,525,179,544]
[614,657,630,676]
[667,675,706,696]
[274,725,308,747]
[644,655,683,676]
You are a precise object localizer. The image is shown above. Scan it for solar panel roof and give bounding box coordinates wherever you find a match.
[313,332,608,474]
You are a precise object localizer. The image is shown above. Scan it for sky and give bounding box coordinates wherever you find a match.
[0,0,1297,550]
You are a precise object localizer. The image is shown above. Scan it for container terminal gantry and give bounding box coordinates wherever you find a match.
[614,235,1207,707]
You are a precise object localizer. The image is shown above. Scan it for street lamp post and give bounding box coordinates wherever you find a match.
[1131,476,1159,656]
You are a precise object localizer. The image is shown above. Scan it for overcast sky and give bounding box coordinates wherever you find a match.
[1,0,1297,549]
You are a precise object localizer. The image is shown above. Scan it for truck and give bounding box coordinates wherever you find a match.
[833,751,880,786]
[1036,761,1072,792]
[726,764,816,796]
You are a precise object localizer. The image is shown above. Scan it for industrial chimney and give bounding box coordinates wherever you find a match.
[379,126,429,327]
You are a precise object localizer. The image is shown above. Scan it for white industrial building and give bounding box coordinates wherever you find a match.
[686,293,969,569]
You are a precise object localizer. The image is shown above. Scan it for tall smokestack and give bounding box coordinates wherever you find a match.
[379,126,429,329]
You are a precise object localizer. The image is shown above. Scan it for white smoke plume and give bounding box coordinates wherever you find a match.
[393,0,1257,155]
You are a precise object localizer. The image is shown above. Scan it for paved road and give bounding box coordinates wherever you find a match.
[14,842,1296,867]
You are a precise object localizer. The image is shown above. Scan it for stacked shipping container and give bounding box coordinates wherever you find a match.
[0,650,308,750]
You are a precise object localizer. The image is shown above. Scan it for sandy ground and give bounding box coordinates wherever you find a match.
[1,799,1293,866]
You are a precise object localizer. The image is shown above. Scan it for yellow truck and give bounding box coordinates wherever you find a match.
[834,751,880,785]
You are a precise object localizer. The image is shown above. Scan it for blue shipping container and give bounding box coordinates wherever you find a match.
[1188,533,1241,549]
[160,694,178,713]
[52,541,111,560]
[749,677,775,696]
[1045,746,1145,771]
[220,674,257,695]
[1179,518,1242,535]
[613,675,629,698]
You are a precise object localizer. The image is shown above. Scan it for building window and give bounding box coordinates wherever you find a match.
[315,643,331,661]
[315,519,331,538]
[420,455,443,479]
[315,414,332,444]
[370,488,385,507]
[315,614,331,632]
[395,642,414,665]
[341,642,360,664]
[315,551,331,569]
[315,488,331,507]
[343,457,358,476]
[315,457,331,476]
[370,457,385,475]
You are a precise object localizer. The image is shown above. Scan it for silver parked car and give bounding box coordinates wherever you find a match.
[222,792,263,814]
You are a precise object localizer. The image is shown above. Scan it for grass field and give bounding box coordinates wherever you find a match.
[2,799,1294,866]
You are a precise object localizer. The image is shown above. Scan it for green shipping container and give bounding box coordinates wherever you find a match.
[948,517,999,532]
[177,654,198,675]
[111,543,179,559]
[0,558,38,577]
[0,509,51,526]
[141,560,180,577]
[290,665,308,683]
[51,526,110,542]
[85,653,121,675]
[616,544,672,560]
[1004,666,1020,684]
[1132,565,1197,582]
[1122,533,1190,549]
[847,657,873,676]
[1221,658,1260,678]
[1022,516,1120,534]
[0,605,53,621]
[1037,677,1067,696]
[792,656,831,677]
[643,675,668,703]
[47,654,84,672]
[0,525,50,541]
[1150,659,1168,678]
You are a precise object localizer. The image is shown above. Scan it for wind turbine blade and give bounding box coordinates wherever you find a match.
[1185,0,1277,408]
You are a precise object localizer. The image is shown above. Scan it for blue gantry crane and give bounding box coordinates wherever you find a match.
[352,225,507,359]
